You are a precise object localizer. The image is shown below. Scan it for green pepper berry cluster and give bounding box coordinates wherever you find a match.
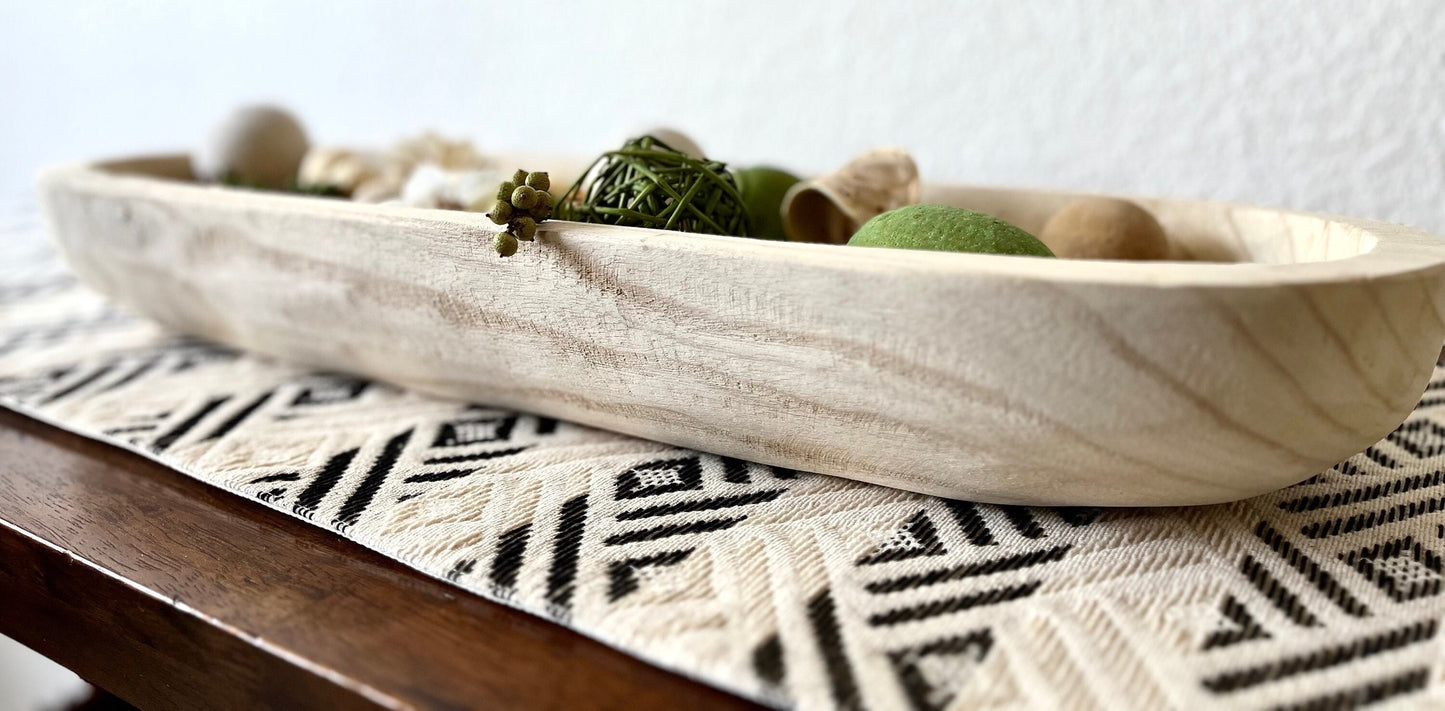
[489,169,553,257]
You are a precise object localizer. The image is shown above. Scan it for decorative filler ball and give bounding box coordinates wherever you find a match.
[848,204,1055,257]
[193,105,309,189]
[487,170,554,257]
[734,166,801,240]
[557,135,750,237]
[1040,198,1170,260]
[634,127,705,159]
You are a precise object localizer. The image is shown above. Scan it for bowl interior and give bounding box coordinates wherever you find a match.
[923,184,1377,265]
[91,154,1378,267]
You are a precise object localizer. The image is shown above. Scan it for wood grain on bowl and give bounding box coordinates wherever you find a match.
[36,155,1445,506]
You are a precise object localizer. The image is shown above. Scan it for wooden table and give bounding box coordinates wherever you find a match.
[0,406,758,710]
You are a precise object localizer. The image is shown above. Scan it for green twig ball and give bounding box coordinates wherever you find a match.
[557,136,750,237]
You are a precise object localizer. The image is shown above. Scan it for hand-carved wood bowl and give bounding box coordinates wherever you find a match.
[37,154,1445,506]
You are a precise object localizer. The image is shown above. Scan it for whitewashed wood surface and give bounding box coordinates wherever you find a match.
[36,155,1445,505]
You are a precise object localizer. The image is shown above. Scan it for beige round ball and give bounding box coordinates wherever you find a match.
[1039,197,1170,260]
[635,127,704,159]
[193,105,309,189]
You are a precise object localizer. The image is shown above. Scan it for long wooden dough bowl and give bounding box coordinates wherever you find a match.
[37,155,1445,506]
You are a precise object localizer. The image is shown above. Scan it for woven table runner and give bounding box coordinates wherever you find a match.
[3,211,1445,710]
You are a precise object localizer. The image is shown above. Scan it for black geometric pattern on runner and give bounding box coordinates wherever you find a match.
[1252,521,1369,617]
[1201,619,1437,694]
[1341,536,1443,602]
[546,494,589,614]
[887,629,993,711]
[334,428,413,530]
[291,376,368,406]
[293,447,359,519]
[199,388,276,442]
[1299,495,1445,539]
[751,634,785,688]
[150,396,231,453]
[1239,555,1321,627]
[941,501,996,546]
[1276,469,1445,513]
[858,510,946,565]
[808,590,862,711]
[488,523,532,593]
[1270,668,1429,711]
[433,415,517,447]
[1203,595,1269,650]
[865,545,1071,594]
[615,456,704,500]
[1384,419,1445,459]
[607,548,696,601]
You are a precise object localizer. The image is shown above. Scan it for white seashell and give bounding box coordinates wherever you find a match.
[397,163,503,210]
[399,164,454,207]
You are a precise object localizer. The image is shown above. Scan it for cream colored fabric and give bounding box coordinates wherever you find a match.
[2,218,1443,710]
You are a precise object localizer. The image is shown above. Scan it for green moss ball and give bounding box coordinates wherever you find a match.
[734,166,801,240]
[847,204,1054,257]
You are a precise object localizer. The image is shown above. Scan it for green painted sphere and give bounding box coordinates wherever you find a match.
[734,166,801,240]
[848,204,1055,257]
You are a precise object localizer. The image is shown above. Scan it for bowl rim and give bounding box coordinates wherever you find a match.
[39,153,1445,291]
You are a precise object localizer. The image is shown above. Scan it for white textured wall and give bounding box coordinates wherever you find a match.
[2,0,1444,234]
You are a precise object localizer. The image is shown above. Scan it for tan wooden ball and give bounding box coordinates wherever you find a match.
[1039,197,1170,260]
[193,105,309,189]
[635,127,704,159]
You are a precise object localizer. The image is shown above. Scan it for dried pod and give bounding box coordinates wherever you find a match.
[781,148,920,244]
[493,231,519,257]
[488,200,513,225]
[525,171,550,192]
[531,191,554,220]
[511,185,538,210]
[511,216,537,241]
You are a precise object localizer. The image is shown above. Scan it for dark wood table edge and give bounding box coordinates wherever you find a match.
[0,404,761,710]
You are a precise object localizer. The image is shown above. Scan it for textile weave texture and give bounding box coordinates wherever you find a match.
[3,214,1444,710]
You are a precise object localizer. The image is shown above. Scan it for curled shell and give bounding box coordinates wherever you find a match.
[350,168,408,203]
[390,132,485,171]
[297,147,383,196]
[348,133,489,203]
[781,148,920,244]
